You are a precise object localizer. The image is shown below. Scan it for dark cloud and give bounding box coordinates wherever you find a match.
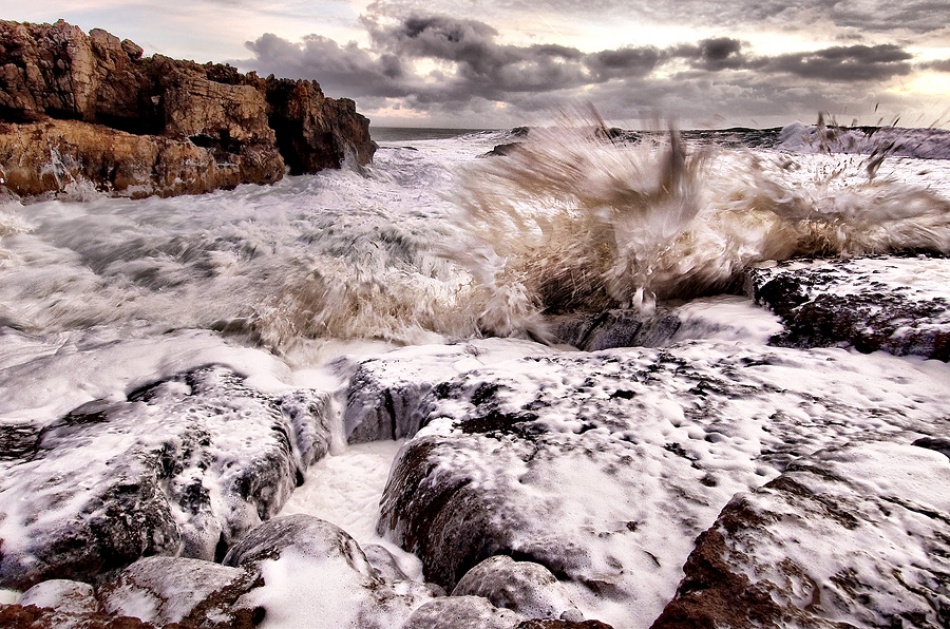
[763,44,913,81]
[920,59,950,72]
[672,38,747,71]
[585,47,664,80]
[244,33,412,97]
[370,0,950,35]
[238,12,930,126]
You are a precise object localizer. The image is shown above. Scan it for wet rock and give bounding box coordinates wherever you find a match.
[0,366,333,588]
[651,441,950,628]
[18,579,100,614]
[0,604,155,628]
[223,514,375,575]
[226,515,434,628]
[0,19,375,199]
[342,339,559,443]
[748,256,950,360]
[98,556,259,628]
[0,119,276,198]
[401,596,523,629]
[547,308,683,350]
[374,341,950,626]
[452,555,582,621]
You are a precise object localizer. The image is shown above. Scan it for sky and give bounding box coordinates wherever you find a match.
[4,0,950,129]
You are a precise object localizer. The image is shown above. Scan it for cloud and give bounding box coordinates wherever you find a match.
[920,59,950,72]
[238,12,931,127]
[244,33,412,97]
[762,44,914,81]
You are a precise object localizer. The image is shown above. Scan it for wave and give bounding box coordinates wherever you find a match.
[448,113,950,337]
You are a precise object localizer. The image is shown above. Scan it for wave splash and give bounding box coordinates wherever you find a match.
[449,113,950,337]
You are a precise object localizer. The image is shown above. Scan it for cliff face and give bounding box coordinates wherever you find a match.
[0,20,376,199]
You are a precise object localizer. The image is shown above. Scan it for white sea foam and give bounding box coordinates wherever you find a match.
[448,114,950,337]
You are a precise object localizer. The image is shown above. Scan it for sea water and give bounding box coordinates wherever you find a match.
[1,118,949,616]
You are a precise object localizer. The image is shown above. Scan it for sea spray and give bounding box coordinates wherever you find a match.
[0,125,948,353]
[448,114,950,338]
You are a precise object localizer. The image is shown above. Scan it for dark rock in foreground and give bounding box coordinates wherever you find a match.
[748,256,950,360]
[0,20,375,199]
[0,366,333,589]
[652,441,950,628]
[370,340,950,625]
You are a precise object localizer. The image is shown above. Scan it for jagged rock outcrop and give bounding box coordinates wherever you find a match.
[0,19,376,199]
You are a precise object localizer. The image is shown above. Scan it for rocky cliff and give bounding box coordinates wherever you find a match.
[0,20,376,198]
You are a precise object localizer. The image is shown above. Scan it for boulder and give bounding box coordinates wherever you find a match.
[0,366,333,588]
[452,555,583,621]
[98,556,259,628]
[374,341,950,626]
[18,579,100,615]
[748,256,950,360]
[0,19,375,199]
[401,596,523,629]
[651,441,950,628]
[226,514,434,628]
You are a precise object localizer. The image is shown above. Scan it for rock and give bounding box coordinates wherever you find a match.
[18,579,100,615]
[98,556,259,628]
[226,514,434,628]
[0,366,333,589]
[223,514,375,575]
[373,341,950,626]
[748,256,950,360]
[0,119,276,198]
[452,555,582,621]
[342,339,560,443]
[651,441,950,628]
[0,19,375,199]
[0,604,155,628]
[401,596,523,629]
[265,77,376,174]
[547,308,683,350]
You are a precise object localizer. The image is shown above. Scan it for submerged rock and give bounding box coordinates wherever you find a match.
[748,256,950,360]
[651,441,950,628]
[0,366,333,589]
[0,19,375,199]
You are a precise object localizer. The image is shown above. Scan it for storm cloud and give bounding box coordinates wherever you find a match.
[238,8,947,127]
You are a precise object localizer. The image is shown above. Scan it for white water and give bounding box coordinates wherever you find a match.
[1,121,950,624]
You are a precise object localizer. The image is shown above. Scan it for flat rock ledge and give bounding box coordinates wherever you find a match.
[0,20,376,199]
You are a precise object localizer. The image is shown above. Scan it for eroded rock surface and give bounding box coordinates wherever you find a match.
[651,441,950,628]
[0,19,375,198]
[0,366,333,588]
[748,256,950,360]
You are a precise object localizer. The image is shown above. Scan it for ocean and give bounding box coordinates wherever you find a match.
[1,119,949,625]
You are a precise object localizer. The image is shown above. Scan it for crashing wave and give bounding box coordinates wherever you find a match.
[448,112,950,337]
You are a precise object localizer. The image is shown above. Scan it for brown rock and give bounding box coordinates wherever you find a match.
[266,77,376,174]
[0,19,376,199]
[0,119,282,198]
